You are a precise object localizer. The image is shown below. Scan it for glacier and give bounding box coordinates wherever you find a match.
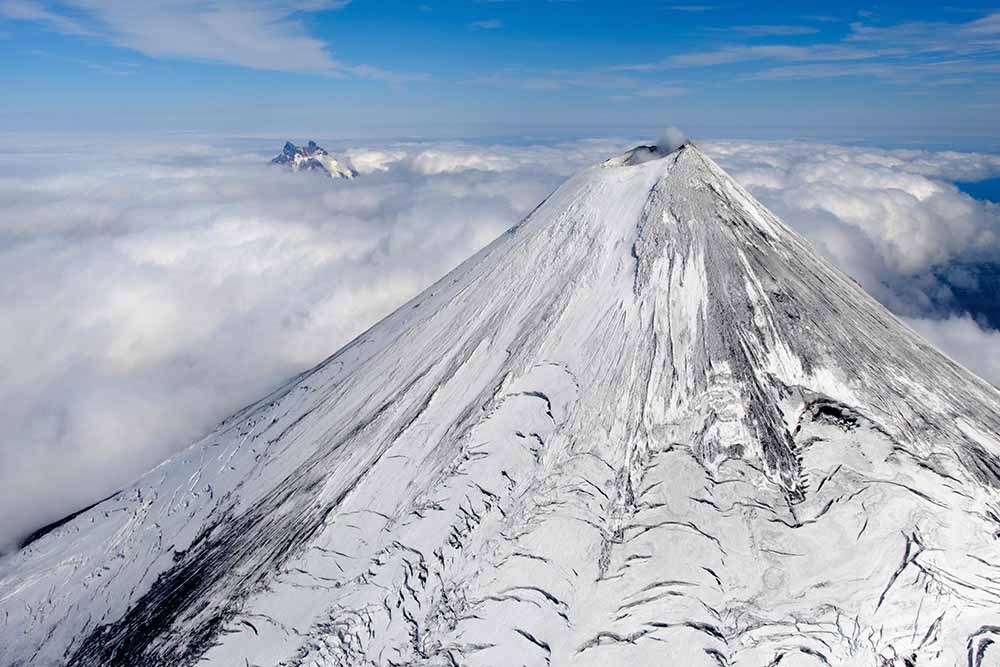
[3,143,1000,666]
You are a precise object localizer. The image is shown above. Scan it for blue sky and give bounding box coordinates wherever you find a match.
[1,1,999,145]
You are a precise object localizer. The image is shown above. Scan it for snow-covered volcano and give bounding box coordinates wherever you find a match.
[4,143,1000,667]
[271,140,357,179]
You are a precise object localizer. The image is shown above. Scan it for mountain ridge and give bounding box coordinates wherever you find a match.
[270,140,358,179]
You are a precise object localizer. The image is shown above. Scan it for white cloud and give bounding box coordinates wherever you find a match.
[635,85,688,98]
[471,18,503,29]
[78,0,348,73]
[409,148,515,174]
[1,135,999,554]
[0,0,419,79]
[621,44,884,70]
[727,24,820,37]
[904,315,1000,385]
[0,136,626,552]
[469,67,643,93]
[0,0,95,35]
[610,11,1000,84]
[703,140,1000,282]
[344,148,408,173]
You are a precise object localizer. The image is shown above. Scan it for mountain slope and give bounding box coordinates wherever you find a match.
[3,144,1000,667]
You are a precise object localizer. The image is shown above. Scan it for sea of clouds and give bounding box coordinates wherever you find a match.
[1,135,998,551]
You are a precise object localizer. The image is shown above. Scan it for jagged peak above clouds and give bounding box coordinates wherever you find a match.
[271,140,357,179]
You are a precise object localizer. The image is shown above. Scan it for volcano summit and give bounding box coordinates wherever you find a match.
[3,142,1000,667]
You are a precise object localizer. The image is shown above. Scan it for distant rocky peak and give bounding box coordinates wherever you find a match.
[270,140,357,180]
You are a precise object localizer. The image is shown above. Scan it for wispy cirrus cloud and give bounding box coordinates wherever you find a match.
[611,44,894,71]
[468,65,690,100]
[0,0,420,80]
[468,66,647,92]
[607,11,1000,85]
[0,0,94,35]
[470,18,503,29]
[724,24,820,37]
[26,47,141,75]
[634,85,688,97]
[848,13,1000,50]
[747,59,1000,82]
[967,12,1000,34]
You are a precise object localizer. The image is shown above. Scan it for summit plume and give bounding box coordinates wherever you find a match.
[3,143,1000,667]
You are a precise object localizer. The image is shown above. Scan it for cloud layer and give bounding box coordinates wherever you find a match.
[0,136,998,552]
[704,140,1000,317]
[0,136,624,551]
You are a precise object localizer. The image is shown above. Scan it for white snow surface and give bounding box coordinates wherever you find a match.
[4,145,1000,666]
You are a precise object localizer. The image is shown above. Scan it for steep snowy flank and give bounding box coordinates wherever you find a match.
[4,144,1000,667]
[271,140,358,179]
